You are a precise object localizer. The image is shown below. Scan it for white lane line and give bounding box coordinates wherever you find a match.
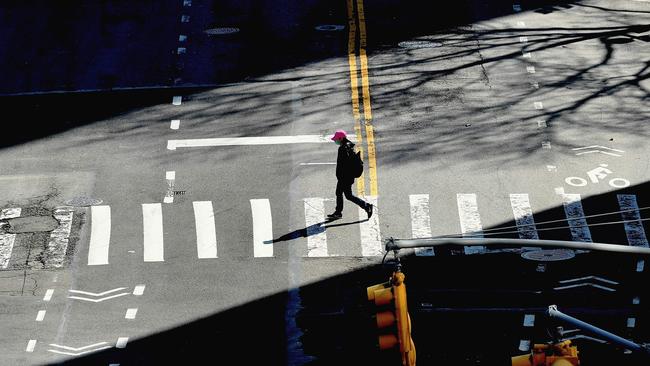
[36,310,46,322]
[170,120,180,130]
[457,194,485,255]
[88,205,111,265]
[133,285,146,296]
[299,162,336,166]
[542,141,551,149]
[167,134,357,150]
[628,318,636,328]
[534,102,544,109]
[172,96,182,105]
[409,194,434,256]
[523,52,532,58]
[526,66,536,73]
[68,292,129,303]
[142,204,164,262]
[251,199,273,257]
[633,296,640,305]
[530,81,540,89]
[562,194,592,242]
[618,194,648,273]
[43,289,54,301]
[46,207,74,268]
[519,339,531,351]
[26,340,37,352]
[360,196,382,256]
[517,21,526,27]
[177,47,186,55]
[519,36,528,43]
[304,198,328,257]
[181,15,190,23]
[125,308,138,319]
[193,201,218,259]
[523,314,535,327]
[183,0,192,6]
[116,337,129,349]
[0,207,21,269]
[179,35,187,42]
[164,171,175,204]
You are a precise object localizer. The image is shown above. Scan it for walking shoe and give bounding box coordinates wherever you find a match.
[327,212,342,219]
[365,203,373,219]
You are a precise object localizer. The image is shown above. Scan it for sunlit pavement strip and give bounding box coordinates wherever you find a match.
[167,135,356,150]
[88,205,111,265]
[0,208,21,268]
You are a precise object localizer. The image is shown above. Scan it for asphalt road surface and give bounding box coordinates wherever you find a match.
[1,0,649,365]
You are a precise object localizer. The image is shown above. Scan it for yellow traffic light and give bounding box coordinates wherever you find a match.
[367,272,416,366]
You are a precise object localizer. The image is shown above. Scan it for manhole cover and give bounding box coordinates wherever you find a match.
[205,27,240,35]
[64,197,103,207]
[521,249,575,262]
[315,24,345,31]
[398,40,442,49]
[5,216,59,233]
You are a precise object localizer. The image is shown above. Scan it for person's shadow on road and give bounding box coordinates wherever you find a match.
[264,217,367,244]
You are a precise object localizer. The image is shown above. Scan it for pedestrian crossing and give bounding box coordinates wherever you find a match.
[0,193,648,268]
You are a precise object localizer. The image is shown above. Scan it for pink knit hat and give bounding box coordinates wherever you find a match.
[331,129,347,141]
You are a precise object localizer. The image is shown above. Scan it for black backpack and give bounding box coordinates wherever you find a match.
[347,145,364,178]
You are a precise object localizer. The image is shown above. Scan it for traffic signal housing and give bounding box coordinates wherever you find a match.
[367,271,416,366]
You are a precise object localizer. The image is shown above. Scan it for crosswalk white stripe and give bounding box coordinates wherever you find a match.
[618,194,648,273]
[510,194,539,240]
[561,194,592,242]
[618,195,649,247]
[142,204,164,262]
[193,201,218,259]
[88,206,111,265]
[409,194,434,256]
[0,208,21,269]
[457,194,485,254]
[251,199,273,257]
[360,196,382,256]
[304,198,328,257]
[46,207,74,268]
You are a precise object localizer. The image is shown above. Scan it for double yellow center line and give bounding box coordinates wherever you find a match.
[347,0,378,197]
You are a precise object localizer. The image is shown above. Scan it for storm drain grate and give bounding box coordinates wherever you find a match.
[521,249,575,262]
[64,197,103,207]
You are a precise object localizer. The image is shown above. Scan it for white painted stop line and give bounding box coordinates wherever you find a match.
[142,204,164,262]
[167,134,356,150]
[193,201,218,258]
[88,206,111,265]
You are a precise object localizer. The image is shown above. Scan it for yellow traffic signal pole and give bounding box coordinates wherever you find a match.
[392,270,416,366]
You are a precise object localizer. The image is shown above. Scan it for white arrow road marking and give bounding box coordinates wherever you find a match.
[572,145,624,157]
[48,342,112,355]
[553,283,617,292]
[68,288,127,297]
[68,292,129,302]
[558,276,618,285]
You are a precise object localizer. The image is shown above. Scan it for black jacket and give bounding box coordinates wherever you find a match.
[336,139,356,183]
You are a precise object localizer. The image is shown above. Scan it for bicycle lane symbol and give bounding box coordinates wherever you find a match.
[564,164,630,188]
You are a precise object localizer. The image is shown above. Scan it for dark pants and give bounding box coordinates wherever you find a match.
[335,180,368,213]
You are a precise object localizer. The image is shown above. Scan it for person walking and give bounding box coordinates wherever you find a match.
[327,130,373,220]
